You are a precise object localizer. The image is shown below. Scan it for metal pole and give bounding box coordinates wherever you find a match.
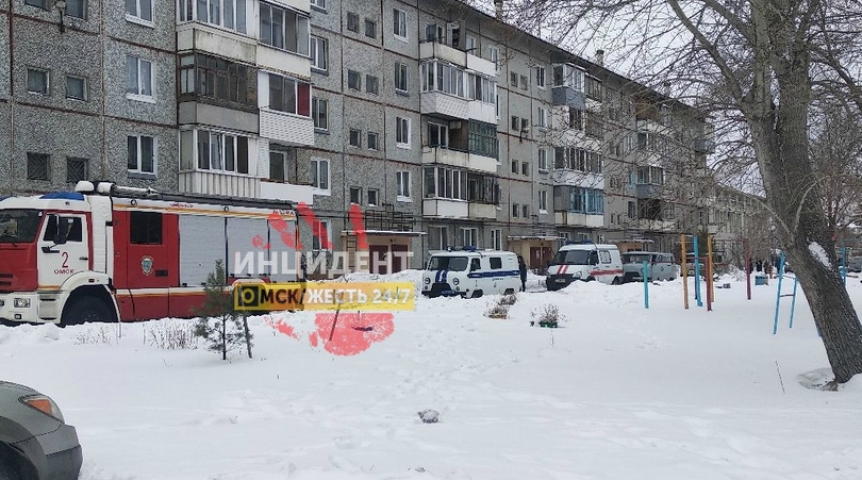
[707,234,715,303]
[789,276,799,329]
[643,260,649,309]
[706,256,712,311]
[694,235,702,307]
[842,245,847,286]
[681,234,689,310]
[744,238,751,300]
[773,251,785,335]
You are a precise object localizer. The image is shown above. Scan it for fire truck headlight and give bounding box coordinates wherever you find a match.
[14,298,31,308]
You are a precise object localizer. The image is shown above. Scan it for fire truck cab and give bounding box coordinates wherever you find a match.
[0,181,298,326]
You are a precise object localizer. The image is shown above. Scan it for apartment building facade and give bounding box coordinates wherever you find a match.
[0,0,722,273]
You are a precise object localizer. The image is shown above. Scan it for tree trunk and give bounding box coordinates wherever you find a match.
[244,316,253,359]
[221,318,227,361]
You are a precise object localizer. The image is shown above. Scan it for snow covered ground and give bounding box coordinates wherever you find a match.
[3,271,862,479]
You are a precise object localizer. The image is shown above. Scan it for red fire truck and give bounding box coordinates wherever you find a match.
[0,181,298,326]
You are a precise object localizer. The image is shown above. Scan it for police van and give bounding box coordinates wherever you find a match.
[546,242,623,290]
[421,247,521,298]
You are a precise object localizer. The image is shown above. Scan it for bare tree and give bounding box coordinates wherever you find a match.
[493,0,862,384]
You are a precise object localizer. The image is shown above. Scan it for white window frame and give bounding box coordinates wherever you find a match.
[395,63,409,93]
[491,228,502,250]
[393,8,407,40]
[311,157,331,194]
[310,0,326,10]
[396,116,411,148]
[126,55,154,103]
[65,75,87,101]
[269,150,287,182]
[512,203,520,218]
[488,46,500,71]
[126,0,157,28]
[539,190,548,213]
[536,106,548,128]
[367,188,379,206]
[348,128,362,148]
[396,170,411,200]
[536,66,546,88]
[178,0,246,34]
[312,97,328,131]
[310,35,328,72]
[312,220,332,251]
[461,227,478,248]
[127,134,158,175]
[538,148,548,172]
[367,131,379,150]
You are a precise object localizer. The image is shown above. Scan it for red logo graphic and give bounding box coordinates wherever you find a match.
[260,205,391,356]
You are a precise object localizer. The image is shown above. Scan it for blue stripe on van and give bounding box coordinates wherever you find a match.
[467,270,520,279]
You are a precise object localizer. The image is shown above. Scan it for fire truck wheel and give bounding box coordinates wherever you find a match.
[62,297,112,326]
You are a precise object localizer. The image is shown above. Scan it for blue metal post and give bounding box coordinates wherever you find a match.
[643,260,649,309]
[788,276,799,329]
[773,251,785,335]
[694,236,702,307]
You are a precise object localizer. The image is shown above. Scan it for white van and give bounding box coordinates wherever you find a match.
[421,248,521,298]
[545,242,623,290]
[622,251,678,283]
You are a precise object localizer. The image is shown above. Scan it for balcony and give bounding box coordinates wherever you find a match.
[423,198,468,218]
[257,44,311,80]
[636,118,672,136]
[469,202,497,219]
[637,219,676,231]
[179,171,259,198]
[269,0,310,14]
[259,179,315,205]
[695,138,715,153]
[421,91,469,120]
[419,41,496,77]
[636,183,663,198]
[554,212,604,228]
[259,109,314,146]
[551,170,604,189]
[421,147,497,174]
[467,100,497,124]
[177,23,257,63]
[552,85,586,109]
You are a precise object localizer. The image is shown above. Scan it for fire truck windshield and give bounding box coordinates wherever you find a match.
[0,209,43,244]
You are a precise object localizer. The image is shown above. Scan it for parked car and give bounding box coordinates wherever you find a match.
[621,252,677,283]
[0,381,82,480]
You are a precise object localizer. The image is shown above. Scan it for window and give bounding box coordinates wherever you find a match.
[347,70,361,90]
[512,203,519,217]
[367,132,379,150]
[347,12,359,32]
[311,158,330,191]
[522,205,529,218]
[179,0,247,32]
[467,122,498,158]
[127,0,153,23]
[568,107,584,130]
[365,19,377,38]
[126,55,153,99]
[427,122,448,148]
[396,116,411,147]
[66,157,88,183]
[467,72,496,104]
[420,61,465,97]
[368,189,379,206]
[310,36,328,71]
[393,8,407,39]
[510,72,518,87]
[366,75,379,95]
[65,0,85,18]
[425,23,444,42]
[539,190,548,212]
[130,211,163,245]
[27,68,49,95]
[554,147,603,173]
[519,74,528,90]
[491,228,502,250]
[511,116,519,130]
[521,118,529,131]
[268,151,286,181]
[396,170,411,198]
[43,216,83,243]
[465,35,477,52]
[521,161,529,176]
[423,166,467,200]
[26,153,50,181]
[349,186,362,204]
[535,66,546,88]
[312,97,328,130]
[586,76,603,101]
[65,75,86,101]
[558,187,604,214]
[511,160,517,174]
[24,0,48,9]
[194,131,248,173]
[178,53,256,108]
[637,166,665,185]
[312,220,331,250]
[538,148,548,171]
[349,129,361,147]
[536,106,547,128]
[488,46,499,66]
[395,63,408,93]
[461,228,478,248]
[259,2,310,55]
[599,250,612,264]
[268,74,311,116]
[310,0,325,10]
[628,200,636,218]
[127,135,156,174]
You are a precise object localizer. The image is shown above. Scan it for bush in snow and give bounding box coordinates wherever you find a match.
[145,321,198,350]
[74,326,117,345]
[530,304,565,328]
[193,260,253,360]
[485,295,512,319]
[499,294,518,306]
